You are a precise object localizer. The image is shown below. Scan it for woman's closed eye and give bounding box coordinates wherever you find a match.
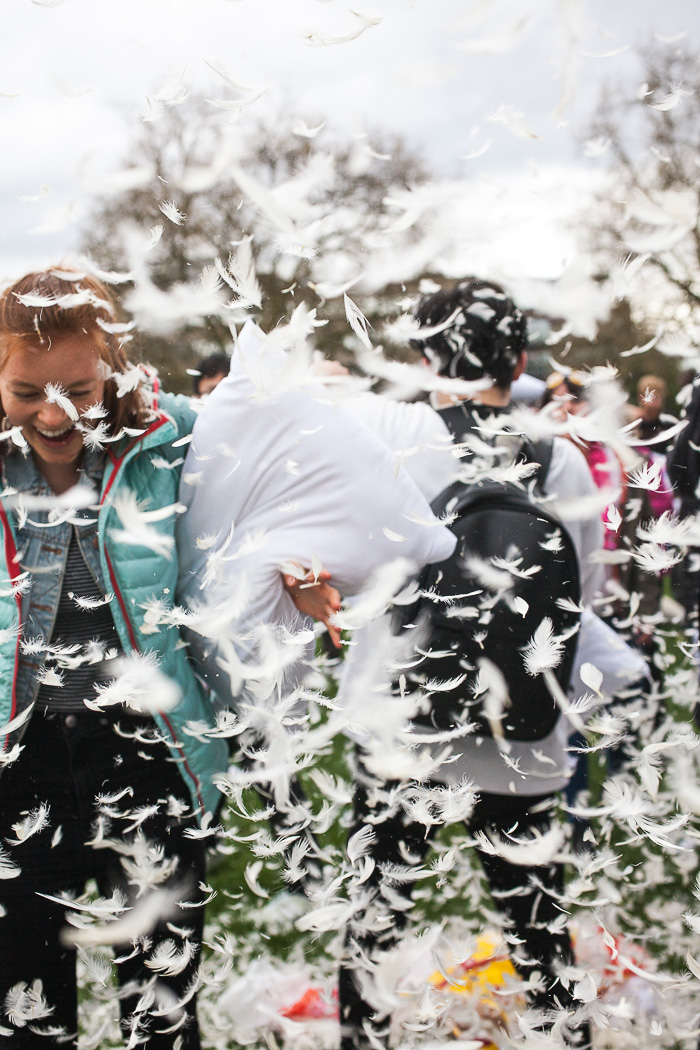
[12,388,93,402]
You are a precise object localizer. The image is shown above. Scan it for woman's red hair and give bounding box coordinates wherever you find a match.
[0,268,149,433]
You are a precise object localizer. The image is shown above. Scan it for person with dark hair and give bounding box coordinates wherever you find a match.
[339,279,604,1050]
[191,351,230,396]
[412,277,528,388]
[634,373,674,448]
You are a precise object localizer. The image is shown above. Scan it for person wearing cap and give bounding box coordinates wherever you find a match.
[338,279,603,1050]
[190,351,230,397]
[540,370,587,420]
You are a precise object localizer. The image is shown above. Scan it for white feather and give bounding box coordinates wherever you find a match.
[476,823,566,866]
[158,199,187,225]
[4,980,54,1026]
[522,618,565,676]
[485,103,539,140]
[109,490,184,558]
[7,804,50,845]
[344,293,373,351]
[145,938,196,976]
[86,652,181,714]
[61,889,179,948]
[347,825,376,866]
[579,662,603,696]
[44,383,79,422]
[648,83,692,111]
[216,241,262,310]
[302,8,383,46]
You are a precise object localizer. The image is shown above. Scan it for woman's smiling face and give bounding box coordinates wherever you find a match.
[0,334,105,491]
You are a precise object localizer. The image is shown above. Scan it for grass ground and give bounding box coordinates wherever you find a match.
[77,625,700,1048]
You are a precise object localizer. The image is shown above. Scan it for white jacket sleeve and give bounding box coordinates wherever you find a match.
[544,438,605,606]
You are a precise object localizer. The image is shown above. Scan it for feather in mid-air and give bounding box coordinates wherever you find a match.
[215,242,263,311]
[302,8,383,46]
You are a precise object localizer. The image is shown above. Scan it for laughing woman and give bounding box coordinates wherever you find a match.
[0,268,229,1048]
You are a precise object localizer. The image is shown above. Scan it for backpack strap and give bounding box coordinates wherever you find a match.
[523,437,554,492]
[437,403,480,443]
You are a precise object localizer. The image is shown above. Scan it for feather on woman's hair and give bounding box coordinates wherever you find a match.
[0,267,151,434]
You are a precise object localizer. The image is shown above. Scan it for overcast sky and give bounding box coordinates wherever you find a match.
[2,0,699,280]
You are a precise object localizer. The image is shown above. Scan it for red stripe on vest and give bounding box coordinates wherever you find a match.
[0,504,22,751]
[101,429,206,814]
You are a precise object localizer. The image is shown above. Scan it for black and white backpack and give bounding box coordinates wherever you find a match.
[394,405,581,742]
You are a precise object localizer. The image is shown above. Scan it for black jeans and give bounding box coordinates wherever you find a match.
[0,709,206,1048]
[339,759,587,1050]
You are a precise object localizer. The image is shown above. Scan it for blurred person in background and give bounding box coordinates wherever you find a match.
[190,350,230,397]
[632,374,674,450]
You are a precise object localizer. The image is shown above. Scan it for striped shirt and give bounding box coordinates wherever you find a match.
[38,526,124,713]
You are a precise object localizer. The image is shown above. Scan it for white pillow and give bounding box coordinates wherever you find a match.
[176,323,455,699]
